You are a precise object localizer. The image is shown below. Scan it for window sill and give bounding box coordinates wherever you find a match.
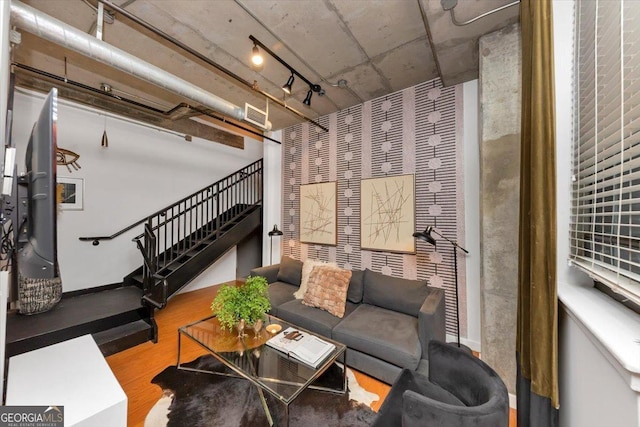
[558,281,640,392]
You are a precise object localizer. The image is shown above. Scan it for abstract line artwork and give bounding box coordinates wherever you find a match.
[299,181,337,245]
[360,174,415,253]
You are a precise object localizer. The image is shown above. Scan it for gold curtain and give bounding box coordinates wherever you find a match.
[518,0,559,411]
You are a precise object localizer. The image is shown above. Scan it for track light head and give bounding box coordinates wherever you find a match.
[303,89,313,106]
[282,73,295,94]
[251,44,263,66]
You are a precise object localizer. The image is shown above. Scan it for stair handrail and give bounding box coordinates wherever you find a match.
[78,159,263,245]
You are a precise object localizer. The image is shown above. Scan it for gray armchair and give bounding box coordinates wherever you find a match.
[372,340,509,427]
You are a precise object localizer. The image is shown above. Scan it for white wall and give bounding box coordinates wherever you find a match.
[559,307,638,427]
[12,88,263,293]
[262,131,282,266]
[462,80,482,351]
[554,0,640,425]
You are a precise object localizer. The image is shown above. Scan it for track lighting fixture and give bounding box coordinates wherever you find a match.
[303,89,313,106]
[251,43,263,67]
[282,73,294,94]
[249,35,325,107]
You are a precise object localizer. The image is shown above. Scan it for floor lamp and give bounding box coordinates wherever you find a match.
[413,226,469,348]
[268,225,283,265]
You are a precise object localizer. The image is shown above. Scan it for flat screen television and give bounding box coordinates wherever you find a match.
[18,88,58,280]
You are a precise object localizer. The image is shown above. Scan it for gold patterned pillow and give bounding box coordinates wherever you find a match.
[302,265,352,318]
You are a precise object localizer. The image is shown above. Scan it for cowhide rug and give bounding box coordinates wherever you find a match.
[145,355,379,427]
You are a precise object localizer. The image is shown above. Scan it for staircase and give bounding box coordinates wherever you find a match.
[5,160,263,358]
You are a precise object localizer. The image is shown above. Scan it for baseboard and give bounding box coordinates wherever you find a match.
[446,333,481,352]
[509,393,517,409]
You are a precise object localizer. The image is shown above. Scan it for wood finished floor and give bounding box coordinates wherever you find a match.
[106,282,516,427]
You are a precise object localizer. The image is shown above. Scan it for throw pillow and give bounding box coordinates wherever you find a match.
[294,259,336,299]
[303,265,352,318]
[276,256,303,286]
[362,269,430,317]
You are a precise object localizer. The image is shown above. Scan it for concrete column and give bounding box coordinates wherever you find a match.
[479,23,521,396]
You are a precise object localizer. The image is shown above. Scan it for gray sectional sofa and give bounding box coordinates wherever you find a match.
[250,256,446,384]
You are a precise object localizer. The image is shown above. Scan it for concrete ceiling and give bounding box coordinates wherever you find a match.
[11,0,519,134]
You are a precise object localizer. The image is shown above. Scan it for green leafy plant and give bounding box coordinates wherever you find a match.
[210,275,271,331]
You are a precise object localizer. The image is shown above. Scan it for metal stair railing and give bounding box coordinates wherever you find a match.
[135,159,262,309]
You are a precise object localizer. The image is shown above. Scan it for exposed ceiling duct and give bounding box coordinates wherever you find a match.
[9,0,272,131]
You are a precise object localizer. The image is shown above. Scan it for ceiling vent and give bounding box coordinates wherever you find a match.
[244,103,269,130]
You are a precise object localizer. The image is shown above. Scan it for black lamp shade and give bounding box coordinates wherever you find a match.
[413,227,436,246]
[282,74,294,94]
[268,225,283,236]
[303,89,313,106]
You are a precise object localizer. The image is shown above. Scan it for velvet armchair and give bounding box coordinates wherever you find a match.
[372,340,509,427]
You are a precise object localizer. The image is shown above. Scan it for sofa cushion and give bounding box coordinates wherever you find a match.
[277,299,359,338]
[346,270,364,304]
[363,269,430,317]
[294,259,337,299]
[333,304,421,370]
[276,256,303,286]
[267,281,298,316]
[302,265,352,318]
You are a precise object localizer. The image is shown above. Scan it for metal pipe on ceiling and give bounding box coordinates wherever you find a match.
[9,0,273,131]
[12,62,282,144]
[441,0,520,26]
[95,0,328,132]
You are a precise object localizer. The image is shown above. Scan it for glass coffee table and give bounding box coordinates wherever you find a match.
[177,314,347,426]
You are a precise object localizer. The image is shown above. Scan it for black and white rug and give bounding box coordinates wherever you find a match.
[145,355,379,427]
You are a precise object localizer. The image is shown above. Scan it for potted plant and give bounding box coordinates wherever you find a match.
[210,275,271,333]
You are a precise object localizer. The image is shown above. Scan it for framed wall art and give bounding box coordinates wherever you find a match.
[360,174,415,253]
[299,181,337,245]
[57,177,84,211]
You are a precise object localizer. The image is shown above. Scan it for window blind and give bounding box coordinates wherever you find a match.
[571,0,640,305]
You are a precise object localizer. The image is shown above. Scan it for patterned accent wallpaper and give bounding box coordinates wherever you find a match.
[281,78,466,336]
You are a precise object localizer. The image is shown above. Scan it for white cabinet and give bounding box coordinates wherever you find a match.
[6,335,127,427]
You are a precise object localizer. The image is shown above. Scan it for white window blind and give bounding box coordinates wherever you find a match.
[572,0,640,305]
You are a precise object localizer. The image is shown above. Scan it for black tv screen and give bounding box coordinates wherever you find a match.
[19,88,58,279]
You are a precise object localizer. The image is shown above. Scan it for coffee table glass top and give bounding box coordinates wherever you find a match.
[178,314,347,404]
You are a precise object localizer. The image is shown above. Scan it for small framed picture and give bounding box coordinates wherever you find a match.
[57,177,83,210]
